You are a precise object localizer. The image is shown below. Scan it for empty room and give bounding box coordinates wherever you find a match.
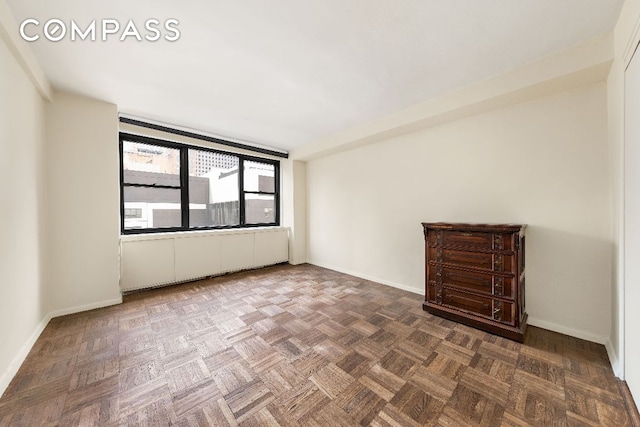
[1,0,640,425]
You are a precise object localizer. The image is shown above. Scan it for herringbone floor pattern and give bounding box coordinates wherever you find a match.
[0,264,635,426]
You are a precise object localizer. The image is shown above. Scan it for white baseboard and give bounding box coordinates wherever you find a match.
[308,261,422,295]
[47,296,123,319]
[605,339,623,379]
[0,312,52,397]
[0,295,122,397]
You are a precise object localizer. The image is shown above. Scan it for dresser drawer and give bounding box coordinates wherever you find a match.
[428,247,514,272]
[440,288,515,325]
[442,288,491,317]
[428,230,514,251]
[428,265,514,298]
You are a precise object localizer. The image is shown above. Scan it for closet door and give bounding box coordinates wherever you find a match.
[625,42,640,402]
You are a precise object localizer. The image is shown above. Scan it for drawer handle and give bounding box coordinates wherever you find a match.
[493,234,503,250]
[494,283,502,296]
[494,255,503,272]
[460,232,474,237]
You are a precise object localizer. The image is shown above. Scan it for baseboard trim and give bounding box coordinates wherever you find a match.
[308,261,422,295]
[526,316,608,345]
[0,312,52,397]
[48,296,123,319]
[0,295,123,397]
[606,339,623,378]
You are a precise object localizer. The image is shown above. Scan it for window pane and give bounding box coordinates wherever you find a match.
[188,149,238,176]
[188,149,240,227]
[245,194,276,224]
[122,141,180,186]
[123,187,181,229]
[244,161,275,193]
[190,200,239,227]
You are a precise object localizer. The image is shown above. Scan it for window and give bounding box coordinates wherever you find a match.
[188,148,239,227]
[243,161,277,224]
[120,133,279,233]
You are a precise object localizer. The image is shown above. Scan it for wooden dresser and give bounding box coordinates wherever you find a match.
[422,222,527,342]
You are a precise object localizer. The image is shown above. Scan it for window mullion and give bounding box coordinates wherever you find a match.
[180,147,189,230]
[244,191,275,196]
[123,183,181,190]
[239,157,245,225]
[119,136,125,233]
[275,162,280,225]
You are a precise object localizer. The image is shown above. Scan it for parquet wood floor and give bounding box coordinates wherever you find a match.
[0,264,636,426]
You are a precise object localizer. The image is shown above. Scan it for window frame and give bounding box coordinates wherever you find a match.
[119,132,280,234]
[241,160,279,225]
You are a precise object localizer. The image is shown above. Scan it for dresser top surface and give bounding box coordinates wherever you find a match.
[422,222,526,233]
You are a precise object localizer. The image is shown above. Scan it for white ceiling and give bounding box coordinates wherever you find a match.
[7,0,624,151]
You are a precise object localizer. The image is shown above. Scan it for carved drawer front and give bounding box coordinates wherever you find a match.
[428,247,513,272]
[429,230,513,251]
[441,288,515,325]
[428,265,513,298]
[441,288,491,317]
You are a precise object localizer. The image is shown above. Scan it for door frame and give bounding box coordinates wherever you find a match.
[621,16,640,382]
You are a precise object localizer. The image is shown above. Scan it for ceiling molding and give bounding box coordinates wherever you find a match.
[291,33,614,161]
[0,0,52,101]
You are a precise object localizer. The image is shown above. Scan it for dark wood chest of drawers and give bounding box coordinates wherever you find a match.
[422,222,527,342]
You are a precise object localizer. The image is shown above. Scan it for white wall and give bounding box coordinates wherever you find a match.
[282,159,307,264]
[307,82,612,343]
[606,0,640,400]
[44,91,122,315]
[0,29,47,393]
